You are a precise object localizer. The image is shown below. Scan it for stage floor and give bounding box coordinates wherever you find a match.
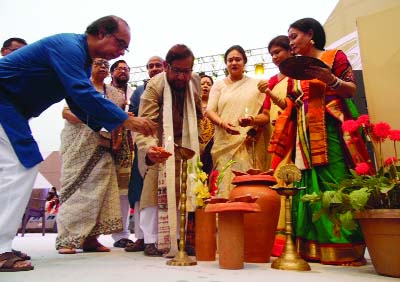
[3,233,396,282]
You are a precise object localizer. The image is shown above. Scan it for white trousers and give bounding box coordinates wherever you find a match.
[133,201,143,240]
[0,124,39,253]
[112,195,131,242]
[139,206,181,244]
[140,206,158,244]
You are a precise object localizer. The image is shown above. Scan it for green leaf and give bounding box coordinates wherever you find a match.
[301,192,320,203]
[339,211,357,231]
[216,160,236,187]
[349,188,370,210]
[379,182,395,194]
[321,191,343,209]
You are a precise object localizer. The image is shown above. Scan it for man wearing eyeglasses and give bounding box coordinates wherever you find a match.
[135,45,202,257]
[0,15,156,271]
[0,37,27,56]
[108,59,135,249]
[110,60,133,109]
[125,56,165,253]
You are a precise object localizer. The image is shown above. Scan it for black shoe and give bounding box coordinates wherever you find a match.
[113,238,133,248]
[125,239,145,252]
[144,243,163,257]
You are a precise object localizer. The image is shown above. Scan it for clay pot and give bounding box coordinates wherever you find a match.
[229,173,280,263]
[217,212,244,269]
[195,208,216,261]
[205,201,261,269]
[355,209,400,278]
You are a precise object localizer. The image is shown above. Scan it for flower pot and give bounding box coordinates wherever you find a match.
[355,209,400,278]
[229,174,280,263]
[195,208,216,261]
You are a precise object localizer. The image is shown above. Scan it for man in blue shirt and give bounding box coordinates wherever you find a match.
[0,15,156,271]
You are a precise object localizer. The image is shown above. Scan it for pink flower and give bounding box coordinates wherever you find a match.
[354,162,370,175]
[342,120,359,133]
[384,156,398,166]
[389,129,400,141]
[357,114,370,126]
[372,122,391,140]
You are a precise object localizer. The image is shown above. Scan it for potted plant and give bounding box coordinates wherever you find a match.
[301,115,400,277]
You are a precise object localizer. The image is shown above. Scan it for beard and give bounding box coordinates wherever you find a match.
[116,77,129,85]
[170,81,188,91]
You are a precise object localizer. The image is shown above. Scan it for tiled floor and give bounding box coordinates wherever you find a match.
[2,233,397,282]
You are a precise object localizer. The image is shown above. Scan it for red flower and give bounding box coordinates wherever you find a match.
[209,170,219,197]
[372,122,391,140]
[384,156,398,166]
[342,120,359,133]
[354,162,370,175]
[356,114,370,126]
[389,129,400,141]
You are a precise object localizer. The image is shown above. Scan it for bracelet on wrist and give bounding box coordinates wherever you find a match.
[271,95,282,104]
[328,77,341,90]
[327,76,337,87]
[271,95,286,109]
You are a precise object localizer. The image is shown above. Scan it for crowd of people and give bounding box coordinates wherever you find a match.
[0,15,371,272]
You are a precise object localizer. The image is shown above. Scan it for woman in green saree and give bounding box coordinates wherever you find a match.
[269,18,372,265]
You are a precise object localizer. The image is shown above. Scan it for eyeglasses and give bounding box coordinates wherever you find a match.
[168,64,192,77]
[109,33,129,52]
[5,47,20,52]
[93,60,110,68]
[114,67,130,73]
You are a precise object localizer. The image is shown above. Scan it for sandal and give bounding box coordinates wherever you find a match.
[144,243,163,257]
[12,249,31,260]
[113,238,133,248]
[58,247,76,254]
[125,239,145,252]
[0,252,34,272]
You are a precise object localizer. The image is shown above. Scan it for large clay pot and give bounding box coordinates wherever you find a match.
[195,208,216,261]
[229,173,280,263]
[355,209,400,278]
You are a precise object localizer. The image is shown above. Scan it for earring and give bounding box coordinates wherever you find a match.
[310,39,315,45]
